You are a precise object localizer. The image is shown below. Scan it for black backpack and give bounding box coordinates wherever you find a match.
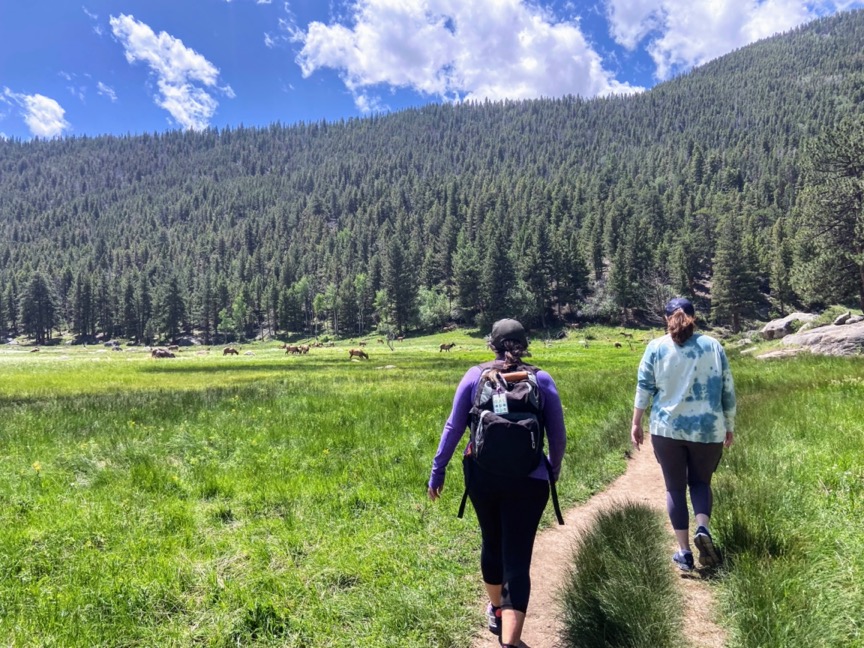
[457,360,564,524]
[470,361,545,476]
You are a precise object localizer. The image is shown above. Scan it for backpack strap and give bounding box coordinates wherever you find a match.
[544,455,565,525]
[457,453,472,519]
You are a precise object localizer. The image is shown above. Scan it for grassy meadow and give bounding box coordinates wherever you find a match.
[2,330,863,647]
[713,351,864,648]
[0,330,638,647]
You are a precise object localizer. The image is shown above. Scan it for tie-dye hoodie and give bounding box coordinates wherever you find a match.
[634,333,736,443]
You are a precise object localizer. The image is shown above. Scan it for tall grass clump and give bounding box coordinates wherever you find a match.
[559,502,683,648]
[712,354,864,648]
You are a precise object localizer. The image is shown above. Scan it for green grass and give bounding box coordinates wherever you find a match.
[559,503,683,648]
[0,332,638,647]
[712,353,864,648]
[6,332,861,647]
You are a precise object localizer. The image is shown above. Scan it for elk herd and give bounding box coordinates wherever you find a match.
[20,328,647,361]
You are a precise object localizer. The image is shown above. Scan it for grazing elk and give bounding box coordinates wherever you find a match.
[348,348,369,360]
[285,345,301,354]
[298,344,310,354]
[439,342,456,352]
[151,348,175,358]
[223,347,239,356]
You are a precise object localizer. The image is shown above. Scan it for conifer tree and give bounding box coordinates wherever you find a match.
[19,273,59,344]
[159,274,186,342]
[711,212,761,331]
[72,273,94,339]
[769,218,795,315]
[137,274,153,344]
[452,227,481,321]
[122,277,138,341]
[795,116,864,309]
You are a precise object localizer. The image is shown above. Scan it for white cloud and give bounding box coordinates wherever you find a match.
[109,14,234,129]
[3,88,71,138]
[604,0,861,80]
[97,82,118,102]
[292,0,641,112]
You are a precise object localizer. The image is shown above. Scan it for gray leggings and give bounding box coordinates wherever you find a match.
[652,435,723,531]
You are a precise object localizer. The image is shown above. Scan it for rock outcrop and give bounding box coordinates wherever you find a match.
[760,312,817,340]
[782,320,864,356]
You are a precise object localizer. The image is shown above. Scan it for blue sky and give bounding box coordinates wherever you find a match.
[1,0,862,139]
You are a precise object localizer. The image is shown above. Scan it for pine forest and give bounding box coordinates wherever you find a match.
[2,10,864,344]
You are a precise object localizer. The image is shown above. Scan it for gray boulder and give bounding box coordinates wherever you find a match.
[760,312,817,340]
[847,315,864,325]
[782,320,864,356]
[834,311,852,326]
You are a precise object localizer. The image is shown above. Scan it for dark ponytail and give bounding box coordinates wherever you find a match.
[493,339,529,369]
[667,310,696,345]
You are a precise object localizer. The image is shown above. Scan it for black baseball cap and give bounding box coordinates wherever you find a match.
[489,319,528,348]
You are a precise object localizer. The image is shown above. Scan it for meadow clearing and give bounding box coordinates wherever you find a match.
[0,330,862,647]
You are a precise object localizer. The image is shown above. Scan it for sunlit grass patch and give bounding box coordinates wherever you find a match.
[0,332,637,646]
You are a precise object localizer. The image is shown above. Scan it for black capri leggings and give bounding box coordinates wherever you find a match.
[464,461,550,613]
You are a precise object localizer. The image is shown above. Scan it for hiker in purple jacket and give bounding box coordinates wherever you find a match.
[428,319,566,648]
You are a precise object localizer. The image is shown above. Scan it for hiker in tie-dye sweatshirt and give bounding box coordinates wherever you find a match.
[631,298,736,570]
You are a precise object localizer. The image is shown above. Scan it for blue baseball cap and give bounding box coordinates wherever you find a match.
[665,297,695,317]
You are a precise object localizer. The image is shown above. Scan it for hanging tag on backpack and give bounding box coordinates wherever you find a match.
[492,393,509,414]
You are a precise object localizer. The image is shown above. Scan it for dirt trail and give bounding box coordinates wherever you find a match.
[471,438,726,648]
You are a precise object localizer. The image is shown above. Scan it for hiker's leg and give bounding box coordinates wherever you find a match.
[468,469,505,596]
[484,583,502,607]
[500,610,525,645]
[652,435,691,551]
[686,441,724,524]
[499,477,549,645]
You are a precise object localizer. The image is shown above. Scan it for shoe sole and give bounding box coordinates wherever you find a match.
[694,533,721,567]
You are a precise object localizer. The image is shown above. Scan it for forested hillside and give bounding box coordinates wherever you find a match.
[2,10,864,344]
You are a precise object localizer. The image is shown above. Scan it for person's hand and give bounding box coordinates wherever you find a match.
[724,431,734,448]
[427,485,442,501]
[630,424,644,450]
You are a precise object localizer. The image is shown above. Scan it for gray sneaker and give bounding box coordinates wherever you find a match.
[672,550,694,571]
[694,526,721,567]
[486,603,501,636]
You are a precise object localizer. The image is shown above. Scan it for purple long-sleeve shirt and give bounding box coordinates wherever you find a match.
[428,365,566,491]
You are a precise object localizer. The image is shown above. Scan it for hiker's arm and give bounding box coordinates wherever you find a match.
[538,372,565,482]
[631,407,646,448]
[632,344,656,449]
[720,347,736,437]
[429,366,482,493]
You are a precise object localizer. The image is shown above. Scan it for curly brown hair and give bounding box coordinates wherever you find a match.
[667,310,696,345]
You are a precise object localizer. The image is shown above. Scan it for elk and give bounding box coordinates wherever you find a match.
[223,347,239,356]
[439,342,456,352]
[348,348,369,360]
